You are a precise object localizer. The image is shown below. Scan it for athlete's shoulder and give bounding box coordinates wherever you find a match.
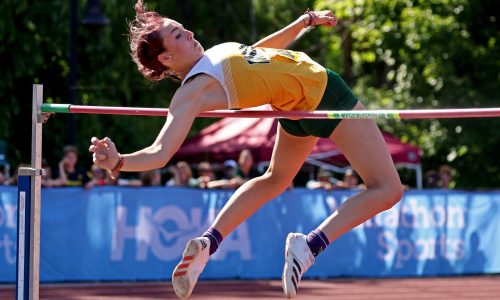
[180,73,214,95]
[178,74,227,111]
[206,42,244,52]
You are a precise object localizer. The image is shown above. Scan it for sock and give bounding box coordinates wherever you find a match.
[201,227,223,255]
[306,229,330,257]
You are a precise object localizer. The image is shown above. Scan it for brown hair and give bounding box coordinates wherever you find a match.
[63,145,78,156]
[128,0,180,81]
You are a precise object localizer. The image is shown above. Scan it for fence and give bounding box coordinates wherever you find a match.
[2,186,500,282]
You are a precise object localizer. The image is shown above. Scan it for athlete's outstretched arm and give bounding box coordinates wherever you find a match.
[252,10,337,49]
[89,75,227,173]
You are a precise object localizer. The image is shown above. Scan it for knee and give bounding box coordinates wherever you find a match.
[262,168,294,192]
[378,180,404,211]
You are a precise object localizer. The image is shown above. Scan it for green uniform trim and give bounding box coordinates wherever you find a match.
[279,69,359,138]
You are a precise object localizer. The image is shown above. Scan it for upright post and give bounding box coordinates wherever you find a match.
[415,164,423,189]
[16,84,44,300]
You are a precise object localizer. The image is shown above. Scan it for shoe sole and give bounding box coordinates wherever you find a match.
[282,234,298,298]
[172,239,202,299]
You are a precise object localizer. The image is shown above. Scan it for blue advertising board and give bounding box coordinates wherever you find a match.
[1,186,499,282]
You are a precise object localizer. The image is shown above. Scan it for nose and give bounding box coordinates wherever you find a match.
[186,29,194,40]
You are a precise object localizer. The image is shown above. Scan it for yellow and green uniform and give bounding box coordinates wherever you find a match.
[182,42,358,137]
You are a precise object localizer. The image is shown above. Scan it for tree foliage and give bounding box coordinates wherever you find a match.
[0,0,498,188]
[315,0,499,188]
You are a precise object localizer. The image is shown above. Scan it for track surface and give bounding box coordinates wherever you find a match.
[1,276,499,299]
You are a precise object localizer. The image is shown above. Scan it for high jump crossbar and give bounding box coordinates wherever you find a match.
[15,85,500,300]
[41,103,500,119]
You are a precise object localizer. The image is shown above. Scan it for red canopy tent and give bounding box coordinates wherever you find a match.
[173,117,422,187]
[174,118,279,164]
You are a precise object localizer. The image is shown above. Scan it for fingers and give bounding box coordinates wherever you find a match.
[318,17,337,27]
[322,16,337,26]
[103,137,117,152]
[89,137,102,152]
[89,136,116,152]
[315,10,338,27]
[323,10,334,17]
[93,152,107,162]
[95,153,107,160]
[90,136,112,146]
[102,137,112,145]
[328,15,338,26]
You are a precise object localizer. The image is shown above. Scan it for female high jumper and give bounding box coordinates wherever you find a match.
[89,1,403,298]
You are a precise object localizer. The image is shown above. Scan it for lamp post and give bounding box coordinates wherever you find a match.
[68,0,109,144]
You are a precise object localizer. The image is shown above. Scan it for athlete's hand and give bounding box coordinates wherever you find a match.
[312,10,338,27]
[88,137,120,170]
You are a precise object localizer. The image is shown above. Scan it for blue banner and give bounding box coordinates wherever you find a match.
[1,186,499,282]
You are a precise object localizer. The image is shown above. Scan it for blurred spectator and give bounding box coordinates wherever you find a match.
[236,149,260,181]
[55,145,90,187]
[437,164,454,189]
[336,168,365,190]
[0,168,6,185]
[139,169,162,186]
[306,168,338,191]
[425,170,439,188]
[166,161,198,187]
[206,160,237,189]
[109,172,143,187]
[41,158,64,187]
[84,164,110,189]
[221,160,238,179]
[196,161,216,189]
[206,150,260,189]
[425,164,454,189]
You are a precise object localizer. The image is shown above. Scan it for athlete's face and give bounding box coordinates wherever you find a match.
[159,19,204,70]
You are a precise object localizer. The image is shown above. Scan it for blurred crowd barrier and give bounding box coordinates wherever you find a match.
[0,186,499,282]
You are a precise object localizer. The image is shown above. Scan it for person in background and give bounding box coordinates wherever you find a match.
[109,172,143,187]
[206,160,238,189]
[56,145,90,187]
[424,169,439,188]
[437,164,453,189]
[0,168,6,185]
[41,158,65,187]
[139,169,162,186]
[424,165,454,189]
[196,161,215,188]
[235,149,260,182]
[336,168,365,190]
[84,164,110,189]
[208,150,261,189]
[306,168,338,191]
[166,161,198,187]
[221,160,238,179]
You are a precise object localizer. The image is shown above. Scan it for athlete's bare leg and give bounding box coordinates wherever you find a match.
[318,101,404,242]
[211,126,319,237]
[172,126,318,299]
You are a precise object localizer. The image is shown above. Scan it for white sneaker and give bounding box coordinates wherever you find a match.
[282,233,315,298]
[172,237,210,299]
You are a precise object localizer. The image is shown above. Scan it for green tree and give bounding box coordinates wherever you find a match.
[315,0,499,188]
[1,0,498,188]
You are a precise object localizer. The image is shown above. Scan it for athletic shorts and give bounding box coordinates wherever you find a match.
[279,69,358,138]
